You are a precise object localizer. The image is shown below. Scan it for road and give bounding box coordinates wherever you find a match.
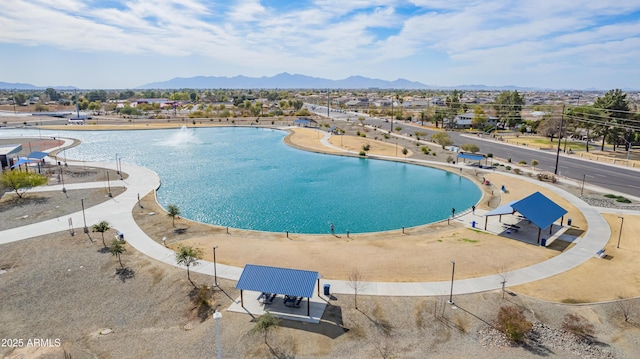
[306,104,640,198]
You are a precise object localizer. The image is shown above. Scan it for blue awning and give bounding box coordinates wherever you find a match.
[512,192,568,230]
[457,153,484,161]
[27,151,48,160]
[10,157,37,168]
[236,264,319,298]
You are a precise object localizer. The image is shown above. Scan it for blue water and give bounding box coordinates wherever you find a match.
[1,127,481,233]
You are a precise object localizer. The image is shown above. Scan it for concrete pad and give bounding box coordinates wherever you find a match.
[226,290,327,324]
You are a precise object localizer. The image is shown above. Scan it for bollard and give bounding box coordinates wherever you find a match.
[347,230,349,238]
[286,231,289,238]
[402,227,405,234]
[226,226,229,234]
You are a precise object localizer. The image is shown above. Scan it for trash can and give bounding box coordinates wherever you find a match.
[541,238,547,247]
[567,218,572,226]
[323,284,330,296]
[471,221,476,228]
[116,231,124,240]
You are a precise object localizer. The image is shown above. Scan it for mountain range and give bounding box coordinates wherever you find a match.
[137,73,547,91]
[1,74,627,91]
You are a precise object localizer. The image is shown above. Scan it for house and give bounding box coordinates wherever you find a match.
[444,112,499,129]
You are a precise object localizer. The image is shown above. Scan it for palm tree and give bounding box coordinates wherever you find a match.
[175,245,203,288]
[167,204,180,227]
[92,220,111,248]
[109,239,126,268]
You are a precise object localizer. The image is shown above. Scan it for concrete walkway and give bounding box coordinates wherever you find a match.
[0,136,625,298]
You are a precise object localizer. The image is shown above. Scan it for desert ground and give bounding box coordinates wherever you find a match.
[1,117,640,358]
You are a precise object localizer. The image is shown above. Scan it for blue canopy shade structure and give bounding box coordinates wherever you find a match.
[456,153,484,161]
[293,118,317,127]
[236,264,320,316]
[512,192,568,230]
[27,151,48,160]
[483,191,568,244]
[10,157,37,168]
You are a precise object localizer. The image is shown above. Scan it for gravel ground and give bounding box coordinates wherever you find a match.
[1,232,637,358]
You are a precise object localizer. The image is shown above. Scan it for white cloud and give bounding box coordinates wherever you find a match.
[0,0,639,87]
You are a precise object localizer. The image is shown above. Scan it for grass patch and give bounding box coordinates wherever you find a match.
[561,298,589,304]
[604,194,632,203]
[459,238,479,243]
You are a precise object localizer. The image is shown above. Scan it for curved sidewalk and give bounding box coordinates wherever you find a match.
[0,155,614,298]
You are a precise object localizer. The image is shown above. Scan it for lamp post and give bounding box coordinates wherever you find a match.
[580,174,586,196]
[213,245,219,287]
[115,153,119,174]
[60,167,66,194]
[213,310,222,359]
[106,171,112,197]
[81,198,89,234]
[448,260,456,304]
[617,216,624,248]
[554,105,565,175]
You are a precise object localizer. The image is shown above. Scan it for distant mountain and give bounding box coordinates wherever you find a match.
[0,82,77,90]
[138,73,436,90]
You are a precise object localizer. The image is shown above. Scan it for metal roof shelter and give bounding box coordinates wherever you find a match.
[483,191,568,244]
[0,144,22,168]
[236,264,320,316]
[456,152,484,166]
[293,118,318,127]
[27,151,48,160]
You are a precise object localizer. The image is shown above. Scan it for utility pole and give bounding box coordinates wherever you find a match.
[554,105,565,175]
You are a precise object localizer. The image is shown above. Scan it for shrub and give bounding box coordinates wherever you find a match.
[362,144,370,151]
[616,197,632,203]
[505,166,511,171]
[496,306,532,343]
[356,131,361,136]
[562,313,595,338]
[360,133,366,138]
[383,134,390,139]
[359,150,367,156]
[507,158,512,163]
[519,160,527,165]
[513,168,521,175]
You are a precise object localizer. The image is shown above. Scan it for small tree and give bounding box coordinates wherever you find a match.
[176,245,203,288]
[402,147,408,158]
[496,306,532,343]
[432,132,453,149]
[460,143,480,153]
[109,239,126,268]
[92,220,111,248]
[0,170,48,198]
[347,268,367,310]
[562,313,595,339]
[167,204,180,227]
[531,159,539,171]
[252,312,281,346]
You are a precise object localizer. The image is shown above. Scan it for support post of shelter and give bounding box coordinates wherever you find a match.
[537,228,541,244]
[549,224,553,234]
[240,290,244,308]
[484,217,488,230]
[307,298,310,316]
[561,215,564,226]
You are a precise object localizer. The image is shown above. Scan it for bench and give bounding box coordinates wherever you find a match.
[502,224,519,233]
[595,249,606,258]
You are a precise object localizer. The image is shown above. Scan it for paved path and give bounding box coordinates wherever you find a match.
[0,133,627,297]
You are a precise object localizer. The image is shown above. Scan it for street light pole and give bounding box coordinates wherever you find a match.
[213,245,219,287]
[81,198,89,234]
[213,310,222,359]
[617,216,624,248]
[106,171,112,197]
[580,174,586,196]
[448,260,456,304]
[554,105,565,175]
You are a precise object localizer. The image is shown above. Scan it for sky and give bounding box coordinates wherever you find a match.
[1,0,639,89]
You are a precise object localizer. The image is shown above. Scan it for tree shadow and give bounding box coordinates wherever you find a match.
[115,267,135,283]
[0,195,49,213]
[97,247,110,254]
[174,228,188,234]
[357,308,393,336]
